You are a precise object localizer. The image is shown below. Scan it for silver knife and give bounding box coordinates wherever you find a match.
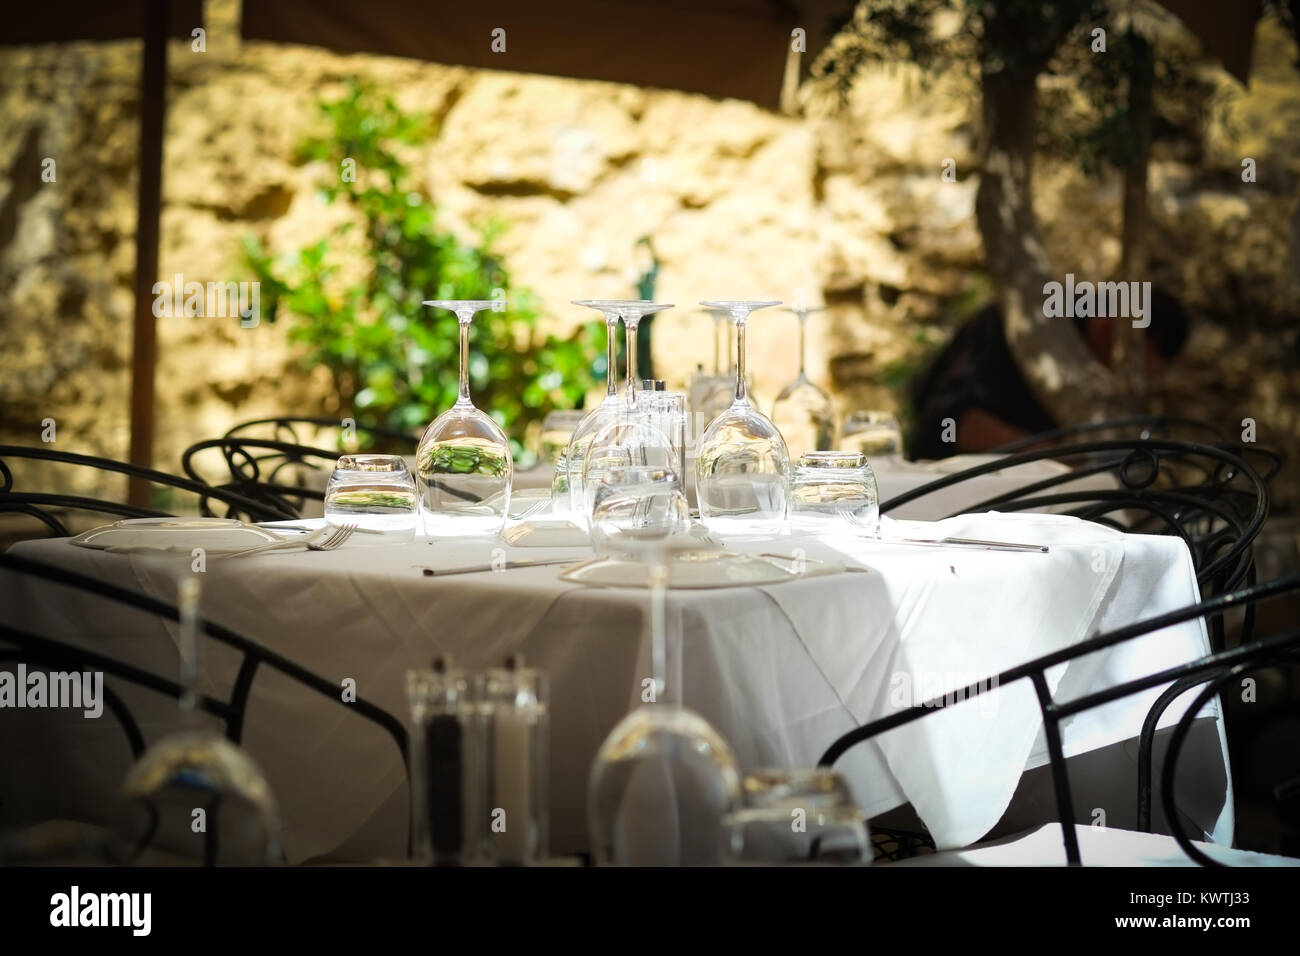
[414,557,579,576]
[890,536,1049,553]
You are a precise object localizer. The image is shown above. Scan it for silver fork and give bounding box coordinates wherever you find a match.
[510,497,551,522]
[220,523,357,559]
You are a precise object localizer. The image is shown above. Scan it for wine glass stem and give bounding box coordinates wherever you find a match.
[604,315,619,400]
[650,557,670,702]
[712,315,721,375]
[798,313,807,379]
[177,574,201,727]
[456,311,473,406]
[625,317,640,410]
[734,316,749,406]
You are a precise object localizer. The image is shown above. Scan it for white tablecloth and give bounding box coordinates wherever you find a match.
[0,512,1224,862]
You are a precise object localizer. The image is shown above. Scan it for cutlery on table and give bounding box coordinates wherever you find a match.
[509,497,552,521]
[885,536,1049,553]
[415,557,579,576]
[261,522,384,535]
[220,523,357,559]
[843,511,1047,552]
[758,554,871,573]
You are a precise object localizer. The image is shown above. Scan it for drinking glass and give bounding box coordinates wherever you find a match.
[788,451,879,535]
[842,410,905,457]
[723,768,870,865]
[696,300,790,536]
[416,300,514,538]
[115,571,281,865]
[538,410,585,466]
[587,525,742,866]
[771,305,834,458]
[588,465,691,559]
[564,300,674,524]
[324,454,417,542]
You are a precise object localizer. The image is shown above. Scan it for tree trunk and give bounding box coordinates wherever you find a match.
[1116,30,1154,398]
[974,20,1124,426]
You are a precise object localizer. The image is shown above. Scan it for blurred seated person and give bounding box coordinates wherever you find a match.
[907,290,1190,460]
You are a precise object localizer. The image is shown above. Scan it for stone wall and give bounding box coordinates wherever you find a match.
[1,2,1297,504]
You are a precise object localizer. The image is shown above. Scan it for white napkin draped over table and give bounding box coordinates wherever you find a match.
[728,512,1124,848]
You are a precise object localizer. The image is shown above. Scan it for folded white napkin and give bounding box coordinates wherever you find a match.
[758,511,1124,849]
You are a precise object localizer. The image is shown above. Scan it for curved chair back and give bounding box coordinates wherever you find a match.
[819,571,1300,866]
[0,445,290,537]
[224,415,417,451]
[180,418,417,522]
[181,437,343,520]
[990,414,1227,454]
[881,439,1272,600]
[0,550,411,861]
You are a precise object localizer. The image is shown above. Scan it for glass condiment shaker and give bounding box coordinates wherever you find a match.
[479,655,548,865]
[407,657,484,865]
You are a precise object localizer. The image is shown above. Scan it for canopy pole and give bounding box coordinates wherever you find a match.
[128,0,169,506]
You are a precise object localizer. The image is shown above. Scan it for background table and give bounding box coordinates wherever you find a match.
[306,452,1112,520]
[0,510,1226,863]
[513,453,1112,520]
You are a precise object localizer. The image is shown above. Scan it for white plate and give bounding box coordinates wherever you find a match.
[71,517,283,554]
[559,550,850,589]
[502,518,590,548]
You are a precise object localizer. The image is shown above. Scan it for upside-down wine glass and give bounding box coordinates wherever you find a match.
[587,467,742,866]
[770,304,834,458]
[564,302,626,521]
[841,409,905,458]
[116,568,281,865]
[696,300,790,536]
[416,300,514,538]
[567,300,674,524]
[695,307,750,423]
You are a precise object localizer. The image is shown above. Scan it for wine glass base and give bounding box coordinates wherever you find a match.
[695,514,786,538]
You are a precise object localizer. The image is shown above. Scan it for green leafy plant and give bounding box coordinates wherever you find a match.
[243,80,597,463]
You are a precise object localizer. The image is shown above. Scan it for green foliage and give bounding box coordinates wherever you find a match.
[243,80,598,464]
[812,0,1104,102]
[1037,20,1220,177]
[814,1,1222,178]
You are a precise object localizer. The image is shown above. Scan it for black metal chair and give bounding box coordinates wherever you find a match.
[989,414,1228,455]
[0,550,411,863]
[180,417,419,521]
[180,436,342,520]
[223,415,417,451]
[819,571,1300,866]
[882,439,1273,600]
[989,422,1281,567]
[0,444,290,537]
